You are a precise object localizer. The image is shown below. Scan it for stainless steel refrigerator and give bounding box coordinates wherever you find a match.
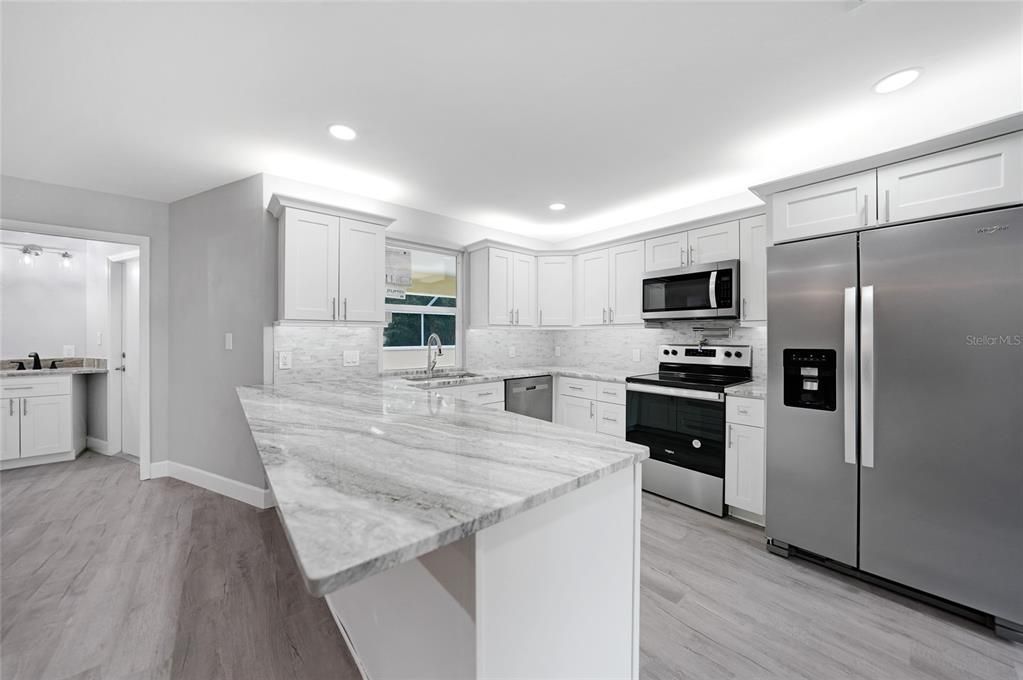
[766,205,1023,637]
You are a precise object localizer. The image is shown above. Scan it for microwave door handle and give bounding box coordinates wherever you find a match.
[708,270,718,308]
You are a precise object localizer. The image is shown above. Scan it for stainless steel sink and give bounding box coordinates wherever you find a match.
[404,371,482,382]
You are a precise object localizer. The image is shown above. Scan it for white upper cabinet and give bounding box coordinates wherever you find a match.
[575,250,610,326]
[738,215,767,321]
[644,232,687,272]
[608,243,644,324]
[281,208,341,320]
[488,248,514,325]
[689,221,740,264]
[877,132,1023,224]
[511,252,537,326]
[770,170,877,243]
[271,196,393,323]
[537,256,574,326]
[339,218,386,322]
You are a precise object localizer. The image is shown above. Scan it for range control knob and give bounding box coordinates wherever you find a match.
[724,351,733,358]
[734,351,743,358]
[670,349,678,356]
[662,349,670,355]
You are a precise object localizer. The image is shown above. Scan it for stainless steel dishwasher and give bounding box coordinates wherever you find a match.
[504,375,553,422]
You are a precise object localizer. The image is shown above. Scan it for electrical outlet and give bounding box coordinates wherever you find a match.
[343,350,360,367]
[554,345,562,357]
[63,345,75,357]
[632,348,642,362]
[97,332,103,346]
[278,351,292,370]
[508,345,517,358]
[224,332,233,351]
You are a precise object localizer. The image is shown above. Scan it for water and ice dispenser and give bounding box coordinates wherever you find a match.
[782,349,837,411]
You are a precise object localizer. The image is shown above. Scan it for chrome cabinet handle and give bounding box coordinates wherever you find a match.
[477,391,494,397]
[680,246,687,268]
[602,416,617,422]
[515,308,519,324]
[862,195,868,226]
[568,385,583,391]
[539,309,543,326]
[344,298,348,320]
[590,401,595,418]
[602,308,607,324]
[736,406,749,415]
[742,297,747,319]
[509,310,513,324]
[844,286,858,465]
[689,244,695,266]
[8,399,12,416]
[332,297,337,320]
[602,389,616,395]
[860,285,875,469]
[609,308,614,323]
[5,386,31,390]
[727,424,733,448]
[23,400,27,416]
[884,189,891,223]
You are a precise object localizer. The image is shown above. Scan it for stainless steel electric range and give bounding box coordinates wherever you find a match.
[626,344,752,516]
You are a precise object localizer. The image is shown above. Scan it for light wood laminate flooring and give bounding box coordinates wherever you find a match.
[2,453,1020,679]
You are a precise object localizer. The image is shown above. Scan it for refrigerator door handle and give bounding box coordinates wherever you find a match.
[860,285,875,469]
[843,286,858,465]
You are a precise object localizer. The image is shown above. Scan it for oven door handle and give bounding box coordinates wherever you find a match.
[626,382,724,402]
[708,270,718,309]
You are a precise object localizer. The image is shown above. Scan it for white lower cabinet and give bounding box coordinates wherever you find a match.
[20,395,72,457]
[1,376,78,465]
[596,402,625,438]
[1,399,20,460]
[557,394,595,432]
[725,396,765,518]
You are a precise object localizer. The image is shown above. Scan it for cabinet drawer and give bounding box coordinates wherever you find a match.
[1,376,72,399]
[558,377,596,400]
[595,381,626,405]
[460,381,504,405]
[596,402,626,438]
[726,396,764,428]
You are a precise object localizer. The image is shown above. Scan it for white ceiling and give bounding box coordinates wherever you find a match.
[3,2,1021,245]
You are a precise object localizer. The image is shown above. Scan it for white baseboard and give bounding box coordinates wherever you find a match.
[150,460,275,509]
[86,436,113,455]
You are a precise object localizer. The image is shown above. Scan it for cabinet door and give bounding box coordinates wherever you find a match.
[738,215,768,321]
[574,250,609,326]
[339,218,385,322]
[537,256,574,326]
[725,423,765,515]
[644,232,687,271]
[557,395,595,432]
[20,395,72,458]
[488,249,514,325]
[877,132,1023,224]
[511,252,537,326]
[282,209,341,320]
[1,399,20,460]
[608,242,644,324]
[770,171,877,243]
[690,221,740,264]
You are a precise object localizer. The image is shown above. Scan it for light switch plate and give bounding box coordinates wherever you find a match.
[554,346,561,357]
[97,332,103,346]
[508,345,517,358]
[343,350,360,366]
[63,345,75,357]
[278,351,292,369]
[224,333,233,351]
[632,348,641,362]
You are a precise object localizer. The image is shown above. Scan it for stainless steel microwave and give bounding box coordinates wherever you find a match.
[641,259,739,320]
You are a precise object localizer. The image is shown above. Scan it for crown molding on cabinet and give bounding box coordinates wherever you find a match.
[749,111,1023,200]
[464,205,767,257]
[268,193,397,227]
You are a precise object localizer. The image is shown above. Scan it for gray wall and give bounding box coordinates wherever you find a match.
[168,175,276,488]
[0,175,172,463]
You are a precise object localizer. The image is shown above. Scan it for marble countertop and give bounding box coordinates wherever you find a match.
[724,379,767,400]
[0,367,109,378]
[236,377,648,596]
[384,365,633,390]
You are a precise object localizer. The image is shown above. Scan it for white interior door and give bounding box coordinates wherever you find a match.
[121,257,140,457]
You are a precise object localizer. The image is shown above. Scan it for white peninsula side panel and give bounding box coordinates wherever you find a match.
[325,465,642,680]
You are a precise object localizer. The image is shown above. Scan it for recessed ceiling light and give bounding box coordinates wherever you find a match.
[328,124,357,141]
[873,68,921,94]
[549,202,566,211]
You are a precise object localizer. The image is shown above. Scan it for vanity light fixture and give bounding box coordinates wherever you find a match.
[873,68,921,94]
[328,124,358,141]
[20,245,42,265]
[61,251,73,268]
[549,202,567,211]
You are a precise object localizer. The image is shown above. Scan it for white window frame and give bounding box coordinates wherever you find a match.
[381,240,463,369]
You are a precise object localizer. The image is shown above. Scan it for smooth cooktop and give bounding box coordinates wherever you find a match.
[626,371,751,393]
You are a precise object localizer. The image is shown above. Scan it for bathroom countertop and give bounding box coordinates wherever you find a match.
[0,367,109,378]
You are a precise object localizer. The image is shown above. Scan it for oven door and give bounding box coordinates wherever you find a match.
[625,385,725,478]
[642,260,738,320]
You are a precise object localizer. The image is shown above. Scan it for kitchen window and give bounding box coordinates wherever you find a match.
[382,244,461,370]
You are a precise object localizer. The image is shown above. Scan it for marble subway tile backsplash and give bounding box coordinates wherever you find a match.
[464,329,558,369]
[273,325,381,384]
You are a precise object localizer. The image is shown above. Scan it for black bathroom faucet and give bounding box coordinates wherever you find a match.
[27,352,42,370]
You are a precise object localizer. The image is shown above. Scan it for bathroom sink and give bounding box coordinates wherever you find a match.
[404,372,482,382]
